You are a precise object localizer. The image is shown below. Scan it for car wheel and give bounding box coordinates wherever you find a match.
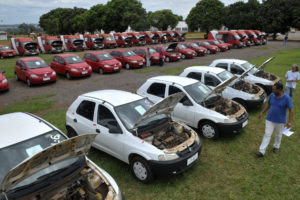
[15,73,19,81]
[125,63,130,70]
[0,54,3,59]
[182,54,186,59]
[99,68,104,74]
[130,156,154,183]
[26,78,32,87]
[67,126,78,138]
[234,44,238,49]
[166,57,170,62]
[207,50,211,54]
[199,121,219,139]
[66,71,72,80]
[195,52,199,57]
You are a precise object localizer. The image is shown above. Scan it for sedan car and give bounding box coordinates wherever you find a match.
[66,90,202,183]
[110,49,145,69]
[207,40,228,52]
[15,57,56,86]
[0,45,17,59]
[167,43,196,59]
[0,112,124,200]
[51,54,92,79]
[0,70,9,92]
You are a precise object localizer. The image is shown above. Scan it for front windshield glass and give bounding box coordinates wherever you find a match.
[25,60,48,69]
[104,37,114,41]
[115,98,168,130]
[97,53,114,61]
[184,82,217,104]
[123,51,136,57]
[202,42,210,46]
[0,46,11,50]
[234,34,241,40]
[218,70,234,81]
[0,131,66,183]
[149,49,157,53]
[213,41,220,44]
[178,44,187,49]
[191,43,199,47]
[241,61,259,74]
[65,56,84,64]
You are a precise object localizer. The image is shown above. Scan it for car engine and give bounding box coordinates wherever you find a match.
[231,80,261,94]
[204,97,241,116]
[254,70,277,81]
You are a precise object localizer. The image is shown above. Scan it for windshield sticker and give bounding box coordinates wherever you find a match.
[46,133,62,145]
[72,57,79,61]
[104,54,109,57]
[35,61,41,66]
[26,145,43,157]
[135,105,146,115]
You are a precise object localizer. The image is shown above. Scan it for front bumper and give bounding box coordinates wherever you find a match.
[70,69,92,77]
[1,53,16,58]
[23,51,39,56]
[103,66,122,73]
[148,141,202,177]
[29,75,56,84]
[217,112,248,135]
[246,98,265,109]
[0,81,9,91]
[50,49,64,54]
[130,61,145,68]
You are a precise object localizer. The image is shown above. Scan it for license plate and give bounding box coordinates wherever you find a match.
[43,77,50,81]
[242,120,248,128]
[82,71,87,74]
[114,67,119,70]
[187,153,198,166]
[139,62,143,65]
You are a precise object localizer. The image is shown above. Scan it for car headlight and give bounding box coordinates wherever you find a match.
[52,71,56,75]
[154,56,159,59]
[71,68,78,72]
[158,153,179,161]
[224,118,237,123]
[131,60,137,63]
[30,74,38,78]
[2,79,7,83]
[104,65,110,68]
[113,189,123,200]
[251,95,260,100]
[89,66,92,70]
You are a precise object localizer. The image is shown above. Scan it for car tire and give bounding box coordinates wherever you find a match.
[130,156,154,184]
[66,71,72,80]
[166,57,170,62]
[99,68,104,74]
[26,78,32,87]
[66,126,78,138]
[125,63,130,70]
[207,50,211,54]
[15,73,19,81]
[199,121,219,139]
[182,54,186,59]
[234,44,238,49]
[0,54,3,59]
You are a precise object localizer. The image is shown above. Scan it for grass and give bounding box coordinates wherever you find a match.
[31,93,56,100]
[1,48,300,199]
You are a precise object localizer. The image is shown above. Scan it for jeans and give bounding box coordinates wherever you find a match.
[285,86,295,97]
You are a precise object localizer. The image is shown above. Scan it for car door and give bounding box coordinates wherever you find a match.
[229,64,245,76]
[19,61,27,81]
[51,56,58,72]
[83,53,91,65]
[167,85,195,126]
[145,82,166,103]
[117,52,125,65]
[91,54,100,70]
[94,103,125,161]
[58,57,67,74]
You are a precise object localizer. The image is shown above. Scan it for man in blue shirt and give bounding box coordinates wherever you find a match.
[256,82,294,157]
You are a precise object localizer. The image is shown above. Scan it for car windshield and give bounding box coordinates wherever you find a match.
[149,49,157,53]
[25,60,48,69]
[115,98,168,130]
[202,42,210,46]
[217,70,234,81]
[65,56,84,64]
[123,51,136,57]
[241,61,259,74]
[234,34,241,40]
[104,37,114,41]
[178,44,187,49]
[184,82,218,104]
[0,130,67,183]
[97,53,114,61]
[0,46,11,50]
[213,41,220,44]
[191,43,199,47]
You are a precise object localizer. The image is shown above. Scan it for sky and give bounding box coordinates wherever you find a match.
[0,0,251,25]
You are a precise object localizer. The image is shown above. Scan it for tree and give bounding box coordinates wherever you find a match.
[147,9,179,30]
[84,4,106,33]
[186,0,225,33]
[18,23,40,34]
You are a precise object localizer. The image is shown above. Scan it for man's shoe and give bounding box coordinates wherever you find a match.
[273,148,279,154]
[256,152,264,157]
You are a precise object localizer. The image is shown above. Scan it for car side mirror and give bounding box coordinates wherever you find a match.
[109,126,122,134]
[182,99,193,106]
[1,70,6,73]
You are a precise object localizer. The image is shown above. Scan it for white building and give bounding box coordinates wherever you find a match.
[174,21,189,32]
[0,31,7,40]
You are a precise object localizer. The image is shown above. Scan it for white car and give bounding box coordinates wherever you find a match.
[209,58,281,94]
[66,90,202,183]
[0,112,124,200]
[179,66,267,109]
[137,76,248,139]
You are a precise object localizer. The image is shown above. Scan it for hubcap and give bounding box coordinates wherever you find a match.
[182,54,186,59]
[166,57,170,62]
[207,50,210,54]
[27,79,31,86]
[126,64,130,69]
[202,124,215,138]
[133,161,147,180]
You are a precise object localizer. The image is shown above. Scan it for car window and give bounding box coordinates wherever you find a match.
[76,100,95,121]
[97,105,120,130]
[52,56,58,62]
[117,52,122,57]
[168,86,190,104]
[230,64,244,75]
[84,53,91,59]
[91,55,98,62]
[187,72,202,81]
[230,35,235,40]
[204,73,221,86]
[111,51,116,56]
[147,83,166,98]
[58,57,65,65]
[215,63,228,70]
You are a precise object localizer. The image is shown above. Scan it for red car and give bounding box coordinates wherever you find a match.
[217,40,233,49]
[61,35,84,51]
[83,34,104,50]
[173,31,186,41]
[253,30,267,45]
[37,36,64,53]
[15,57,56,86]
[0,45,17,59]
[11,37,39,56]
[152,45,181,62]
[114,33,132,47]
[196,41,219,54]
[83,51,122,74]
[236,30,251,47]
[244,30,261,45]
[168,43,196,59]
[141,32,154,44]
[154,31,167,43]
[0,70,9,92]
[207,40,228,51]
[110,49,145,69]
[127,32,146,46]
[100,34,118,48]
[133,47,164,65]
[182,42,207,56]
[50,54,92,79]
[163,31,176,42]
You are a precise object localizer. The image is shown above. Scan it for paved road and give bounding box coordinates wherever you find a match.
[1,41,299,110]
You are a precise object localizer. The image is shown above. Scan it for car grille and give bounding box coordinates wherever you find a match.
[236,112,247,121]
[38,72,51,77]
[176,142,198,157]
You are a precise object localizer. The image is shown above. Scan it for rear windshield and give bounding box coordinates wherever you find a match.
[0,46,10,50]
[65,56,84,64]
[25,60,48,69]
[97,53,114,61]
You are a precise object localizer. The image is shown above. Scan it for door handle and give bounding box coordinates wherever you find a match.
[96,129,100,133]
[73,118,77,123]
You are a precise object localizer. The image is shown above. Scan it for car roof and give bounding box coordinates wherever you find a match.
[56,54,78,57]
[148,75,198,87]
[0,112,54,148]
[18,57,43,62]
[212,59,247,64]
[184,66,225,74]
[87,51,107,55]
[82,90,144,107]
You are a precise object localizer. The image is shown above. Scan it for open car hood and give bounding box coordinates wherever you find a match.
[238,64,257,80]
[257,57,275,70]
[24,42,37,49]
[167,43,178,50]
[133,92,185,129]
[0,134,96,193]
[204,76,237,101]
[51,40,63,47]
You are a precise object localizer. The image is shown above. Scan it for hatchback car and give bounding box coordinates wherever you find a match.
[51,54,92,79]
[182,43,207,56]
[195,41,219,54]
[0,70,9,92]
[0,112,124,200]
[207,40,228,52]
[152,45,181,62]
[15,57,56,86]
[167,43,196,59]
[133,48,164,66]
[110,49,145,69]
[66,90,202,183]
[0,45,17,59]
[83,51,122,74]
[137,76,248,139]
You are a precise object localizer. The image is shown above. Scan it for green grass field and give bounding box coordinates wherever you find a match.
[0,48,300,200]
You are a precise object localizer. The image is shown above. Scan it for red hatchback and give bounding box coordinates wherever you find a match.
[110,49,145,69]
[132,47,163,65]
[183,42,207,56]
[196,41,219,54]
[152,45,181,62]
[168,43,196,59]
[0,45,17,59]
[0,70,9,91]
[15,57,56,87]
[51,54,92,79]
[207,40,228,52]
[83,51,122,74]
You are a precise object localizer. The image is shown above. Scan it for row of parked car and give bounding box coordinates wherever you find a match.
[0,56,279,198]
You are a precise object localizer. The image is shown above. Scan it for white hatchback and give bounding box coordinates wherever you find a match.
[66,90,202,183]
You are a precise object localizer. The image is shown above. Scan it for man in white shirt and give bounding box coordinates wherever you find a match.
[285,64,300,97]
